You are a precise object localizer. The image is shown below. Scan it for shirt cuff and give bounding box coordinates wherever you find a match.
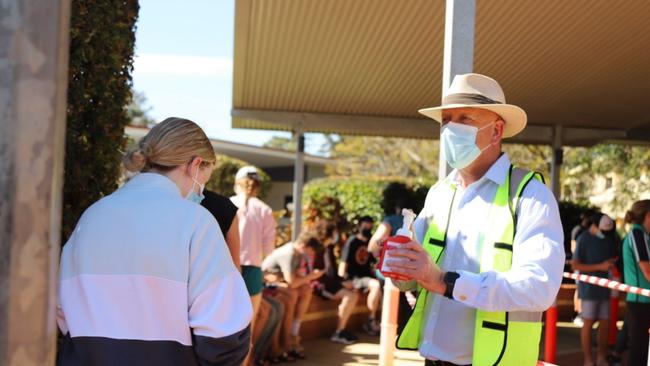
[453,270,482,306]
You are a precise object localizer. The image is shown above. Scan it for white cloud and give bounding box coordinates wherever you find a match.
[133,53,232,77]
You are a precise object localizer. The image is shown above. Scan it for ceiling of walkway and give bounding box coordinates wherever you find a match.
[232,0,650,146]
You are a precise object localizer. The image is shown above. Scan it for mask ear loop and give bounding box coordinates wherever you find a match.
[476,120,498,152]
[191,168,206,195]
[186,159,201,197]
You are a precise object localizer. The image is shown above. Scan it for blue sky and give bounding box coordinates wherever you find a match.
[132,0,326,154]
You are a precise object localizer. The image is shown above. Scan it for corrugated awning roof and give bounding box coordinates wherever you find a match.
[232,0,650,146]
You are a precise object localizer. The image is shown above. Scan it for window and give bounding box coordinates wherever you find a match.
[605,177,613,189]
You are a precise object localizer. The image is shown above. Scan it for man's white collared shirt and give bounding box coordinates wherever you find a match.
[412,154,565,364]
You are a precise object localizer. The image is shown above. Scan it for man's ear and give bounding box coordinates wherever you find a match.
[493,119,505,142]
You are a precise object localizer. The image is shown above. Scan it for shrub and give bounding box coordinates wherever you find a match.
[62,0,139,241]
[303,177,434,235]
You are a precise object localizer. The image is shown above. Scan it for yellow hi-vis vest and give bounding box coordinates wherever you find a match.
[396,165,545,366]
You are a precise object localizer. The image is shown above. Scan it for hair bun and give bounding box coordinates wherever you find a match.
[123,148,147,172]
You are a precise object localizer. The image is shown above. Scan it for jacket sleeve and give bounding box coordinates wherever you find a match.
[188,211,253,366]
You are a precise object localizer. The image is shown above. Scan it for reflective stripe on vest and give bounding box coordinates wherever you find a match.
[396,165,544,366]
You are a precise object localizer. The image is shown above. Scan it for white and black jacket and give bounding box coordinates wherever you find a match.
[57,173,252,365]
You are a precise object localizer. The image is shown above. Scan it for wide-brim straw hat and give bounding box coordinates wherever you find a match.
[419,73,527,138]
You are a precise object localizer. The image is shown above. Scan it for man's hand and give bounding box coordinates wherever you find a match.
[385,241,446,295]
[342,280,354,290]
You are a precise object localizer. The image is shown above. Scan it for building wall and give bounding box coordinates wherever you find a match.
[264,165,328,211]
[265,181,294,211]
[589,173,650,219]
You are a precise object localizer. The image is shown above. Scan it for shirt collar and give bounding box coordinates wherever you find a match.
[632,223,648,233]
[446,153,512,188]
[125,172,182,197]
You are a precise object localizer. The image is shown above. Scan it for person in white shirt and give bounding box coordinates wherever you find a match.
[57,117,252,366]
[384,74,564,366]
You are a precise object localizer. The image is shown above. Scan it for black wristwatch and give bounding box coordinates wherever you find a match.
[443,271,460,299]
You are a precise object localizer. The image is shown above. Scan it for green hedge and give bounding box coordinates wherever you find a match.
[62,0,139,241]
[303,177,434,234]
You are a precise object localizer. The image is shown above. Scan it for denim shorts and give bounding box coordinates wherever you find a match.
[582,299,610,320]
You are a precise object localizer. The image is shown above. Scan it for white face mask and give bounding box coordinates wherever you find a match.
[440,121,494,170]
[185,168,205,204]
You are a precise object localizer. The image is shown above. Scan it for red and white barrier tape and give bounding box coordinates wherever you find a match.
[563,272,650,298]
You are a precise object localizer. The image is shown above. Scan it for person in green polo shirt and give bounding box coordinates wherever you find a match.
[622,199,650,366]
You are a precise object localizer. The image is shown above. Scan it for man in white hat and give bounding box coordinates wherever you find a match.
[384,73,565,366]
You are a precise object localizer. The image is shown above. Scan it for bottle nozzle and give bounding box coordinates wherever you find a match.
[401,208,416,232]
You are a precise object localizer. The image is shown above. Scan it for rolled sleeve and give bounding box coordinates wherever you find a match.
[453,181,565,312]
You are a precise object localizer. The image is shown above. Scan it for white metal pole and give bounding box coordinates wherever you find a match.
[291,128,305,241]
[439,0,476,181]
[550,125,563,198]
[379,279,400,366]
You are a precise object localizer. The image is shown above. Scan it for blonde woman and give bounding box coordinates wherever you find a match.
[57,118,252,366]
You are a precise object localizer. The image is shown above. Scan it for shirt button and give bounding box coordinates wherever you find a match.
[459,295,467,301]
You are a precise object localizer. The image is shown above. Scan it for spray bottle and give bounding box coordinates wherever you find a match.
[378,208,416,281]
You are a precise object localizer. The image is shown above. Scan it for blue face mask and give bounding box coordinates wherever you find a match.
[185,169,205,204]
[441,121,494,170]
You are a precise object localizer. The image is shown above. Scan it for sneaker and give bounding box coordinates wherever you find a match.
[340,330,359,342]
[363,319,380,336]
[288,349,306,360]
[573,314,584,327]
[330,330,357,345]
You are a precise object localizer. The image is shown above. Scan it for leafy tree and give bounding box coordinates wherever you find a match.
[562,144,650,212]
[263,136,296,151]
[327,136,440,181]
[63,0,139,241]
[263,134,339,156]
[503,143,551,177]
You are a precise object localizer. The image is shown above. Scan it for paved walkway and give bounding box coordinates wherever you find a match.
[297,323,617,365]
[299,333,423,366]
